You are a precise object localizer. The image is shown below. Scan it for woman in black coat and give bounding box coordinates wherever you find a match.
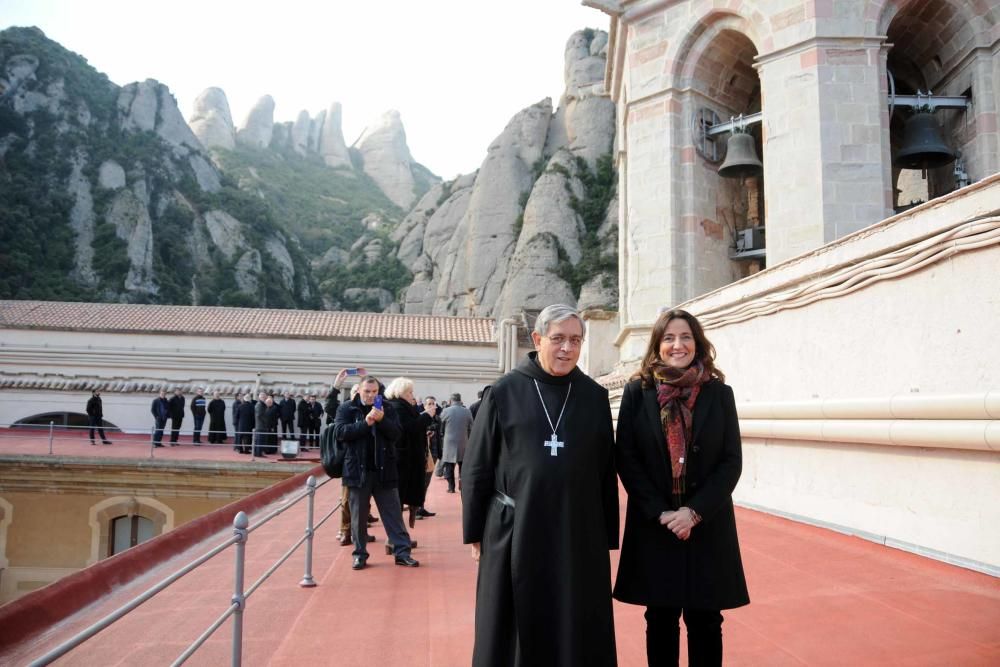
[614,309,749,666]
[384,377,435,525]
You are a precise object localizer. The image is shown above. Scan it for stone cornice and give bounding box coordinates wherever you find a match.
[0,456,309,497]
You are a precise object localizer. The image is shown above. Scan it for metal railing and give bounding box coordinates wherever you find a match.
[28,474,342,666]
[0,422,322,461]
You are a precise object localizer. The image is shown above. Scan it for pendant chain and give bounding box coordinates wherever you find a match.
[533,380,572,436]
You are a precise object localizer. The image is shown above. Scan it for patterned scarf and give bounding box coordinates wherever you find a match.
[653,361,710,504]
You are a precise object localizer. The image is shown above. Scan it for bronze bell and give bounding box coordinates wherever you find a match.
[894,111,956,170]
[718,131,763,179]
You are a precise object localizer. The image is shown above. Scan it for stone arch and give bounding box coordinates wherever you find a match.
[876,0,996,41]
[0,496,13,574]
[87,496,174,565]
[669,11,764,92]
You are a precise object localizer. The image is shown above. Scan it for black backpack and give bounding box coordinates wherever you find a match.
[320,424,345,478]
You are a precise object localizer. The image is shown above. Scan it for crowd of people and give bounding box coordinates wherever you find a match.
[144,386,332,456]
[88,301,748,666]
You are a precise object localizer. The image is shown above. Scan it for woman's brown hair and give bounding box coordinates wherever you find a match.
[632,309,725,387]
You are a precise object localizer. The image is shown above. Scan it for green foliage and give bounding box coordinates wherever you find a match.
[554,153,618,298]
[212,144,400,252]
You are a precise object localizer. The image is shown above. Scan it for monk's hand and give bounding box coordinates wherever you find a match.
[658,511,676,527]
[471,542,481,562]
[667,507,699,540]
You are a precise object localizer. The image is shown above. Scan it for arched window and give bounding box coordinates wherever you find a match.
[109,515,155,556]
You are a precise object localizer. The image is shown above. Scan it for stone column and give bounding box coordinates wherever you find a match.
[757,37,893,265]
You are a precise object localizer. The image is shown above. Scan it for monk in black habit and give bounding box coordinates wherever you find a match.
[462,304,619,667]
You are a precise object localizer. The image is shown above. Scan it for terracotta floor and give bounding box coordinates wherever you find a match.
[0,428,320,465]
[1,438,998,665]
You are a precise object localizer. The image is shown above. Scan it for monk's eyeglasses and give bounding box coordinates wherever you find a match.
[545,335,584,348]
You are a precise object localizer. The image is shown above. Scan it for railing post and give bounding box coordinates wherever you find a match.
[150,427,156,460]
[299,476,317,588]
[231,511,249,667]
[48,421,54,455]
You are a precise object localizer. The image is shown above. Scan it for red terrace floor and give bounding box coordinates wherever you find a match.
[0,442,998,665]
[0,427,321,464]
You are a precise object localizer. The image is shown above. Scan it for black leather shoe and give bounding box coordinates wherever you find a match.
[416,508,436,518]
[352,557,366,570]
[394,555,419,567]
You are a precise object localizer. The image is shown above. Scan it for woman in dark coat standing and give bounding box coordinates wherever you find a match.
[614,309,749,666]
[384,377,435,525]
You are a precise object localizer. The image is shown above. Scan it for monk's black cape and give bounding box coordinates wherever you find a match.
[462,352,619,667]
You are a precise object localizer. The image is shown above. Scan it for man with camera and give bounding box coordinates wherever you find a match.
[334,375,418,570]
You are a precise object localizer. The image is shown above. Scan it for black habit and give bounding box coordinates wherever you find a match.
[613,378,749,610]
[462,353,619,667]
[207,398,227,442]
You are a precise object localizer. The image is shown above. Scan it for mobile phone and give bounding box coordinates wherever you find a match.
[345,368,360,376]
[373,394,383,409]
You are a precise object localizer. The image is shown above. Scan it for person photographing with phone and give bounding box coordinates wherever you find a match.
[334,375,419,570]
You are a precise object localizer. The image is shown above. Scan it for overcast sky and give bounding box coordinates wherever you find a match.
[2,0,608,178]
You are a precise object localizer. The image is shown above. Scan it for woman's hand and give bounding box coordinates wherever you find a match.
[660,508,699,540]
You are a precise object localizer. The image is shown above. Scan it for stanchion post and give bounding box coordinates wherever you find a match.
[150,427,156,460]
[48,421,54,455]
[299,475,317,587]
[231,511,249,667]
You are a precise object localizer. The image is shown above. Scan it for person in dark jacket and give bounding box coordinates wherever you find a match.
[298,394,321,450]
[231,392,243,439]
[333,375,418,570]
[151,390,169,447]
[207,391,227,444]
[468,386,489,420]
[614,309,749,666]
[260,395,280,456]
[190,387,207,444]
[253,391,268,456]
[235,393,255,454]
[167,389,185,445]
[279,392,297,439]
[308,395,324,448]
[86,389,112,445]
[385,377,436,526]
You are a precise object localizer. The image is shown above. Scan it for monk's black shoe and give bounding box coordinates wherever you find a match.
[394,555,419,567]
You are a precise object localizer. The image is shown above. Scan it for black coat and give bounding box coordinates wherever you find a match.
[296,399,312,428]
[168,394,185,420]
[387,397,433,507]
[279,398,297,421]
[333,396,402,488]
[462,353,619,667]
[86,395,103,419]
[324,387,341,424]
[151,397,169,423]
[613,378,749,611]
[236,401,255,436]
[208,398,227,432]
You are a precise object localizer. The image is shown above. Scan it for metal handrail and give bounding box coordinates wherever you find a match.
[0,421,322,461]
[29,474,339,666]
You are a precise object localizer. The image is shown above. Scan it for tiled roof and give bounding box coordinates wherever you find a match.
[0,301,497,345]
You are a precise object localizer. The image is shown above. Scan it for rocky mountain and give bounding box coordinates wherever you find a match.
[1,26,615,318]
[395,28,617,318]
[0,27,316,307]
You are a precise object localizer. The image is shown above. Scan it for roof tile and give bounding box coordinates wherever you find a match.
[0,301,496,345]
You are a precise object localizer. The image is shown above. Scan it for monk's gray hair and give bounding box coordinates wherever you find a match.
[533,304,586,338]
